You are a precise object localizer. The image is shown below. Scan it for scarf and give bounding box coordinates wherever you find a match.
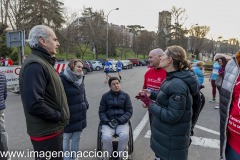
[63,67,83,86]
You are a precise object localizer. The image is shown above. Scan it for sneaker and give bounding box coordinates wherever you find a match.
[209,99,216,103]
[214,106,219,109]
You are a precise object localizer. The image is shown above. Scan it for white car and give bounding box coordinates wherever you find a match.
[90,60,103,71]
[108,60,117,72]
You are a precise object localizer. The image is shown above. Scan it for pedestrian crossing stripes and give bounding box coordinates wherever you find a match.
[144,130,220,149]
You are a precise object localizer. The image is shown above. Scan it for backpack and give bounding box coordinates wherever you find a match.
[178,78,205,136]
[190,90,205,136]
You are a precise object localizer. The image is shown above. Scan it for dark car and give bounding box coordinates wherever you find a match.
[87,61,94,72]
[139,60,147,66]
[144,59,150,65]
[82,61,91,74]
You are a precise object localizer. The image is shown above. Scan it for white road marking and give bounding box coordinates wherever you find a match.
[134,111,220,149]
[144,130,151,138]
[191,136,220,149]
[195,125,220,135]
[144,130,220,149]
[133,112,149,142]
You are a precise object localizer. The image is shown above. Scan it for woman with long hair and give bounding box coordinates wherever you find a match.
[136,45,198,160]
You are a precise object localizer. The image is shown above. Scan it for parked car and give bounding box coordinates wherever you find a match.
[96,58,106,66]
[128,58,140,66]
[121,60,133,69]
[82,61,91,74]
[143,59,150,66]
[139,60,147,66]
[108,60,117,72]
[90,60,103,71]
[87,61,94,72]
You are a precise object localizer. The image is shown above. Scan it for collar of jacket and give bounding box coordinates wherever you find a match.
[31,46,55,66]
[166,70,180,79]
[110,90,121,95]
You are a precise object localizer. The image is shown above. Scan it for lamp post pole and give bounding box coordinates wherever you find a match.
[106,8,119,58]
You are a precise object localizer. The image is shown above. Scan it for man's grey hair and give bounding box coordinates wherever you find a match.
[26,25,53,48]
[150,48,164,55]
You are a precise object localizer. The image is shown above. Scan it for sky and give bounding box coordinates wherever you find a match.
[62,0,240,40]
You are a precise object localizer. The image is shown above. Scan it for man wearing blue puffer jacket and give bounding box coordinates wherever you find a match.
[99,77,133,159]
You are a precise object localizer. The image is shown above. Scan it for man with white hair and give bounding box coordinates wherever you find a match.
[19,25,69,159]
[143,48,166,125]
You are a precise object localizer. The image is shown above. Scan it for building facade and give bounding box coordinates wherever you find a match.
[158,11,171,35]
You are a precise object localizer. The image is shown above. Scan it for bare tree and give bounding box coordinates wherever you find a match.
[114,26,131,59]
[188,24,210,59]
[0,0,10,24]
[135,30,155,58]
[57,9,79,60]
[79,7,105,59]
[228,38,239,55]
[168,6,188,47]
[127,25,145,57]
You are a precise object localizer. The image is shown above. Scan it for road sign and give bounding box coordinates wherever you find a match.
[6,30,25,47]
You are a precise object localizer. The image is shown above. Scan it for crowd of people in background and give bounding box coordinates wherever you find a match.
[0,24,240,160]
[0,57,13,66]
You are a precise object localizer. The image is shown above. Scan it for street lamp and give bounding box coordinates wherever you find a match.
[106,8,119,58]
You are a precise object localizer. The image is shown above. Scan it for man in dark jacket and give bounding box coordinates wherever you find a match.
[19,25,69,160]
[99,77,133,158]
[0,72,9,160]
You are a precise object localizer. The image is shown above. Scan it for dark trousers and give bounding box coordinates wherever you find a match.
[31,132,63,160]
[211,80,217,99]
[225,143,240,160]
[149,112,153,127]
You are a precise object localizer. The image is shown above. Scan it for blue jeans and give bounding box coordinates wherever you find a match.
[63,131,81,160]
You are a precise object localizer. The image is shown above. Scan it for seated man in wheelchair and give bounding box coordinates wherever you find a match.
[99,77,133,158]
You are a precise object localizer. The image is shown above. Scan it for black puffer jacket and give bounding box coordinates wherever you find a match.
[99,90,133,124]
[148,70,198,160]
[60,73,89,133]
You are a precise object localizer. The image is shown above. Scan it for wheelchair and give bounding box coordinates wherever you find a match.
[97,121,134,160]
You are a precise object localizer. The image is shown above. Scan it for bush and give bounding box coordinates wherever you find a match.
[9,51,19,65]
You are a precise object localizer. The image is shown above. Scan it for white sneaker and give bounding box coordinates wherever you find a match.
[214,106,219,109]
